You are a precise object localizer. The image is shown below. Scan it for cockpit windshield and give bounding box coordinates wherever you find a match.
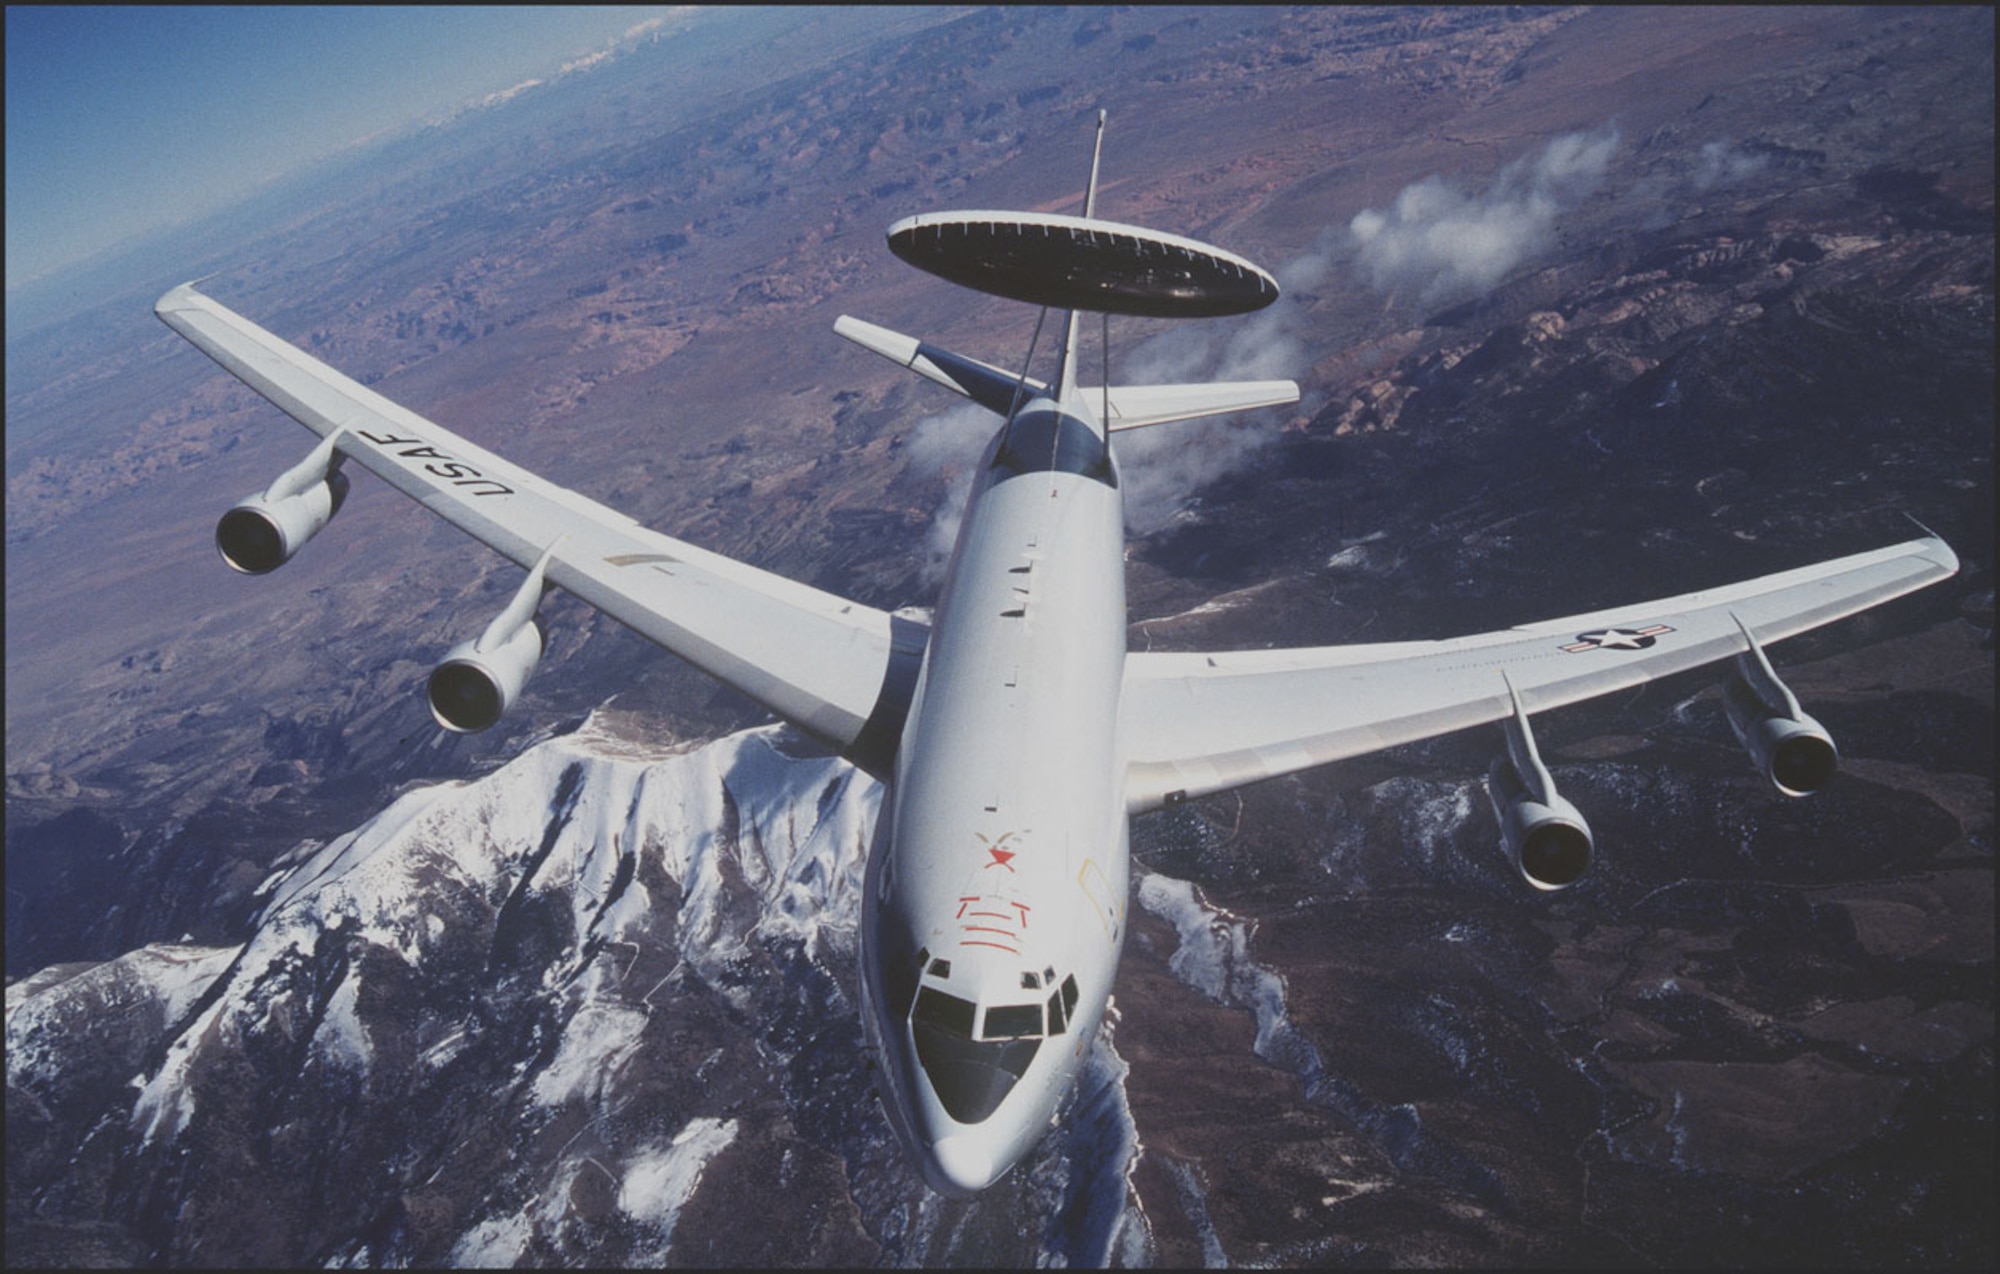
[912,987,1038,1124]
[905,965,1085,1124]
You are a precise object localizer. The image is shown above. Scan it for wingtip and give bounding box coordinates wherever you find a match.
[155,273,222,316]
[155,282,203,316]
[1899,513,1960,574]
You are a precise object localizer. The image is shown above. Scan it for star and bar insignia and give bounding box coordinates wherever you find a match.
[1560,624,1674,653]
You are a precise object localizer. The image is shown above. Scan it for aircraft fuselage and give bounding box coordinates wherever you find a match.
[860,395,1131,1194]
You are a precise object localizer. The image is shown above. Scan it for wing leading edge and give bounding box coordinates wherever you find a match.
[156,284,922,773]
[1121,535,1959,814]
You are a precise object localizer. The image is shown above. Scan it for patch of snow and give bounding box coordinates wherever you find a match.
[1165,1156,1229,1267]
[131,995,229,1147]
[312,972,371,1071]
[1029,1012,1148,1266]
[6,943,236,1128]
[448,1210,535,1268]
[1137,871,1303,1066]
[619,1116,739,1259]
[530,999,648,1109]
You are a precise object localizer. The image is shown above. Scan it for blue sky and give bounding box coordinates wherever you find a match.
[4,5,689,290]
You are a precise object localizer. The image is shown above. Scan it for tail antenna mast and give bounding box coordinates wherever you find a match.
[1083,108,1107,219]
[1058,110,1109,405]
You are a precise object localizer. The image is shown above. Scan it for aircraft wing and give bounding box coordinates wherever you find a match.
[1119,535,1959,813]
[156,284,922,772]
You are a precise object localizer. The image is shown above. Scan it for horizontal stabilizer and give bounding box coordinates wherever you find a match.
[834,315,1044,418]
[1085,379,1300,430]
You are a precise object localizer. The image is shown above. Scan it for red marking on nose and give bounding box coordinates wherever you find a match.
[987,848,1017,871]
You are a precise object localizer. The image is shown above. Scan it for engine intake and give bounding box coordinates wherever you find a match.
[217,432,349,574]
[426,548,556,733]
[1723,619,1838,797]
[429,620,543,733]
[1486,682,1593,891]
[1488,756,1594,891]
[1723,675,1837,797]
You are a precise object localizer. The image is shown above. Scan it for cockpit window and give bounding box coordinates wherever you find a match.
[1019,970,1041,990]
[982,1003,1043,1040]
[1046,988,1067,1035]
[927,957,952,979]
[913,987,975,1038]
[1061,974,1079,1017]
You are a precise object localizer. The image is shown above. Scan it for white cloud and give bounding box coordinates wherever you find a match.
[1692,139,1769,191]
[1109,240,1330,535]
[902,402,992,586]
[1349,126,1620,306]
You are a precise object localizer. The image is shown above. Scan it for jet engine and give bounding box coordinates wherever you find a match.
[427,549,556,733]
[1485,684,1593,891]
[216,432,349,574]
[1722,621,1838,797]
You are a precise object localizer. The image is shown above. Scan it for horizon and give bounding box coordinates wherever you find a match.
[4,6,698,294]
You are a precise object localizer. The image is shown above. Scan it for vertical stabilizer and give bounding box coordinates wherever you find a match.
[1056,111,1110,406]
[1082,109,1107,220]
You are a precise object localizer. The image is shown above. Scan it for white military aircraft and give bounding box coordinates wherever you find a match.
[157,118,1957,1195]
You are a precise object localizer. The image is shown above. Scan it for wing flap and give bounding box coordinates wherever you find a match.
[1121,536,1958,812]
[157,284,920,766]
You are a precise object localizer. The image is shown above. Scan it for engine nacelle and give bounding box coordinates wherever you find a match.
[426,547,557,733]
[216,472,350,574]
[427,619,543,733]
[1721,621,1839,797]
[1486,682,1593,890]
[216,429,350,574]
[1487,755,1594,891]
[1723,674,1838,797]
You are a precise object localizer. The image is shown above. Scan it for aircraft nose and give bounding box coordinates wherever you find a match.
[928,1133,999,1195]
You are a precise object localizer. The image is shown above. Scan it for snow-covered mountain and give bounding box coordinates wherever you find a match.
[10,712,1303,1266]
